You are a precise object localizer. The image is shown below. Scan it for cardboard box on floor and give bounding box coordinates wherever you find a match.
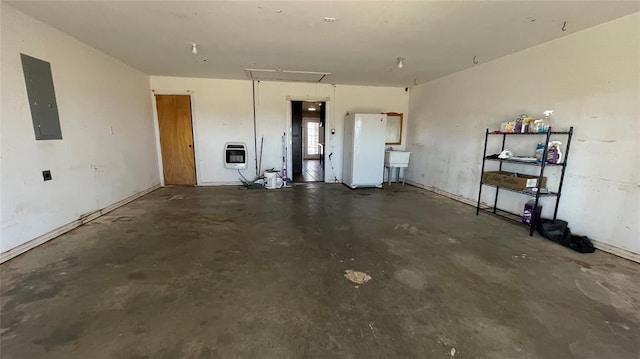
[482,171,547,191]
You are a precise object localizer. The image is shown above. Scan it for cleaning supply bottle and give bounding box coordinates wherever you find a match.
[535,143,545,163]
[546,143,556,164]
[547,141,563,164]
[555,142,563,163]
[523,199,541,224]
[542,110,554,132]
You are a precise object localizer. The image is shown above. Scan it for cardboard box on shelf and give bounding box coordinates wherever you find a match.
[482,171,547,191]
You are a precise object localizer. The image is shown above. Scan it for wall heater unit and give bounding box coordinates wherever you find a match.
[224,142,248,169]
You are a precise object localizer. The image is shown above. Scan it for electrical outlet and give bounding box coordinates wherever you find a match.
[42,170,52,181]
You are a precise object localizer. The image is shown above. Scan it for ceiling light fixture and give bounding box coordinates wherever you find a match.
[397,57,404,69]
[191,43,198,55]
[324,17,336,23]
[308,107,316,111]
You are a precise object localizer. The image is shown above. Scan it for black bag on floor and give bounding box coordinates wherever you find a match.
[536,219,596,253]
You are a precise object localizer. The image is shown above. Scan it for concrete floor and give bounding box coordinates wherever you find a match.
[1,184,639,358]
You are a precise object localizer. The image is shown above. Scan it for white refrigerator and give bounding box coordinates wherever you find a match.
[342,113,387,189]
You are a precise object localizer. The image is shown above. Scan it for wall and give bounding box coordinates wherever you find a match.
[406,13,640,256]
[1,4,160,254]
[149,77,409,184]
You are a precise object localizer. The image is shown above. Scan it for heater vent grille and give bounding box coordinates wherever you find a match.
[224,142,247,170]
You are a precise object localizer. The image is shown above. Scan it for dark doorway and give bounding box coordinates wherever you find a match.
[291,101,325,182]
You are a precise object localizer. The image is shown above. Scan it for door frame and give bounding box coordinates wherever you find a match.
[151,90,200,186]
[286,96,330,182]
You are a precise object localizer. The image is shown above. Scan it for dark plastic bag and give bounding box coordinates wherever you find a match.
[536,219,596,253]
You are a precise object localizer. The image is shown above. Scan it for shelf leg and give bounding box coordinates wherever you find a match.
[477,128,489,215]
[530,131,551,236]
[553,126,573,221]
[493,133,506,215]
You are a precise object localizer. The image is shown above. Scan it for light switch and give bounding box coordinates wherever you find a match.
[42,170,52,181]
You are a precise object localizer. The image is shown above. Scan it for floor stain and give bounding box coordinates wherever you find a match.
[3,272,64,308]
[0,309,24,334]
[394,269,427,290]
[33,321,84,351]
[128,271,148,280]
[556,256,593,269]
[168,195,190,200]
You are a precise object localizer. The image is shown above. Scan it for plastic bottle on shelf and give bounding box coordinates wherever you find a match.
[547,141,563,164]
[505,121,514,133]
[533,119,544,133]
[523,117,534,132]
[535,143,545,163]
[542,110,554,132]
[515,118,523,133]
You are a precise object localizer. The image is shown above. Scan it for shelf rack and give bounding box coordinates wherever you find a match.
[476,127,574,235]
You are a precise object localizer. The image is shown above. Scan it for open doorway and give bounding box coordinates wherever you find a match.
[291,101,325,182]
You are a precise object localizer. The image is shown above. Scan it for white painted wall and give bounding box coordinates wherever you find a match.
[149,77,409,184]
[1,4,160,253]
[406,13,640,255]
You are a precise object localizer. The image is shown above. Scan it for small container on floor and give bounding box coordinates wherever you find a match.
[523,200,542,224]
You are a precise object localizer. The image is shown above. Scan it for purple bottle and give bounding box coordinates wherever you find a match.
[547,142,562,164]
[523,200,542,224]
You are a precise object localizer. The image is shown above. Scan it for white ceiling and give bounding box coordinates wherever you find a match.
[7,1,640,87]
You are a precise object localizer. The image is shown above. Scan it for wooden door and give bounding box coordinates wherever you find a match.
[155,95,196,185]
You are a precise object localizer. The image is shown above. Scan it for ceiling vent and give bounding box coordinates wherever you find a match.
[245,68,329,83]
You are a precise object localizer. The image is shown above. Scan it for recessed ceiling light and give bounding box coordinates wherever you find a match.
[191,43,198,55]
[397,57,404,69]
[308,107,316,111]
[324,17,336,22]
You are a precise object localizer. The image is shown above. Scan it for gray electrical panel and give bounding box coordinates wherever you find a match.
[20,54,62,140]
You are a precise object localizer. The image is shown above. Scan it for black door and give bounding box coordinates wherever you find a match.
[292,101,303,178]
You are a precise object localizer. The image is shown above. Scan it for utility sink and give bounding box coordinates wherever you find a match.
[384,151,411,167]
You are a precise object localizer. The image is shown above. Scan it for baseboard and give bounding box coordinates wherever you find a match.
[405,180,479,207]
[198,181,244,186]
[404,180,639,263]
[0,184,161,264]
[590,239,640,264]
[199,181,343,186]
